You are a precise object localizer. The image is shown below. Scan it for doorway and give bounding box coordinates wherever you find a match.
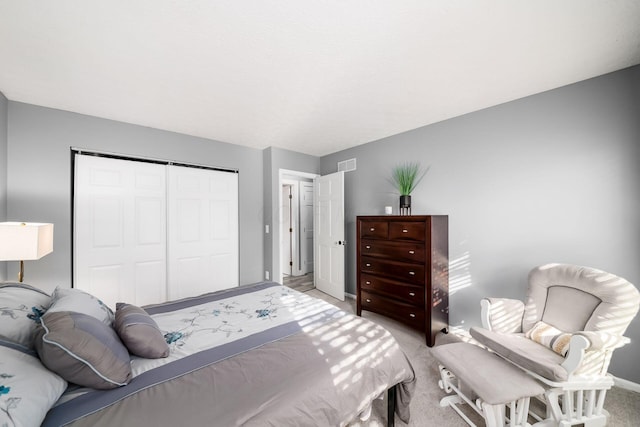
[279,170,317,292]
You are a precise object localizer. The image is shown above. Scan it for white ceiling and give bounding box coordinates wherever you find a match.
[1,1,639,157]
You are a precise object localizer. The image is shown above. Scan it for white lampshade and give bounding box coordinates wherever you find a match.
[0,222,54,261]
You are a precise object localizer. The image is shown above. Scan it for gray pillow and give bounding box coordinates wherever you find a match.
[0,282,51,348]
[47,287,114,326]
[115,303,169,359]
[34,311,131,389]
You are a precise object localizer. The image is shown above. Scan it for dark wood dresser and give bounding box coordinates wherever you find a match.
[356,215,449,346]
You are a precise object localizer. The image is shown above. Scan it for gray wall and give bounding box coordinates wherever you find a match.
[0,91,7,280]
[263,147,320,283]
[321,66,640,382]
[6,102,264,293]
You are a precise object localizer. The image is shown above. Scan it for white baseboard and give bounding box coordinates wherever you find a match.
[345,292,356,300]
[612,375,640,393]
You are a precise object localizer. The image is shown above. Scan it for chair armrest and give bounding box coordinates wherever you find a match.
[480,298,524,333]
[575,331,630,351]
[562,332,630,376]
[562,334,590,376]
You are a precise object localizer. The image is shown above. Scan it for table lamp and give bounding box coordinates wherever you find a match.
[0,222,54,282]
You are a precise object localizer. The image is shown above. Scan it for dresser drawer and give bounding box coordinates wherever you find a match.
[360,273,424,306]
[360,239,425,263]
[359,221,388,239]
[360,256,425,285]
[389,221,426,241]
[361,290,425,329]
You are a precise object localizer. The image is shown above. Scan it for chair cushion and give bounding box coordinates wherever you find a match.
[470,326,568,381]
[525,264,640,335]
[432,342,545,405]
[541,286,601,333]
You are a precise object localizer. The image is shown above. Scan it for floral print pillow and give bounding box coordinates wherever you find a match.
[0,343,67,427]
[0,283,51,349]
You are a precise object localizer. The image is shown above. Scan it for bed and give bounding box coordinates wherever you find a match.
[0,281,416,427]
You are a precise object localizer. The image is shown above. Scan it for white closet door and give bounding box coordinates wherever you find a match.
[167,165,238,299]
[74,155,167,308]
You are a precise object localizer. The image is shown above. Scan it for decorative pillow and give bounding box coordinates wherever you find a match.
[0,282,51,348]
[115,303,170,359]
[525,320,573,356]
[47,287,114,326]
[0,343,67,427]
[34,311,131,389]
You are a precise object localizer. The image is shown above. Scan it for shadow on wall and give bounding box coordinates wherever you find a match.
[450,250,472,296]
[448,247,477,331]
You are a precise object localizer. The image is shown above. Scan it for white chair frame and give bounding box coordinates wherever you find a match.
[480,298,628,427]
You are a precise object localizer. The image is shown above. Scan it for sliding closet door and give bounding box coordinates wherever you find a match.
[74,155,167,308]
[167,165,239,300]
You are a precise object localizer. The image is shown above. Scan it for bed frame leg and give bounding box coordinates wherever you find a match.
[387,385,396,427]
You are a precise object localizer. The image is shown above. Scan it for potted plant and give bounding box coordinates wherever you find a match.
[389,162,427,215]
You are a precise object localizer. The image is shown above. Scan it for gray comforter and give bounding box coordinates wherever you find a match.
[43,282,416,426]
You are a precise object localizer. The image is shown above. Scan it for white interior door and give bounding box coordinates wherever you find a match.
[300,182,314,275]
[74,155,167,308]
[167,165,239,300]
[313,171,345,301]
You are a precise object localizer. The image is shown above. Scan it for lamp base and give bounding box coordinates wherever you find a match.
[18,260,24,282]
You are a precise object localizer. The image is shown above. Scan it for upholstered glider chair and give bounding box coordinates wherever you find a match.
[470,263,640,426]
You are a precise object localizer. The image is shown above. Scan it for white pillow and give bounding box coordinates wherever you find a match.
[0,283,51,348]
[0,343,67,427]
[47,287,114,325]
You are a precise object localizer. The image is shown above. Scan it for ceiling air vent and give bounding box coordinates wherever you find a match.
[337,158,356,172]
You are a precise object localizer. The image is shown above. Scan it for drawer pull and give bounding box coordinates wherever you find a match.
[365,281,371,285]
[366,299,371,303]
[408,271,415,276]
[369,227,375,231]
[402,229,408,233]
[408,250,415,254]
[366,263,371,267]
[409,313,416,318]
[365,245,371,249]
[409,292,415,297]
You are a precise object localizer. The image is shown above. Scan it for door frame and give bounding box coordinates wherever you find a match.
[280,181,294,277]
[277,169,318,285]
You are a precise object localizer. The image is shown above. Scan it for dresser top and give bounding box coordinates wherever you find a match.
[357,215,447,220]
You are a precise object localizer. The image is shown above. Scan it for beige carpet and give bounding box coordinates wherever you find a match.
[303,289,640,427]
